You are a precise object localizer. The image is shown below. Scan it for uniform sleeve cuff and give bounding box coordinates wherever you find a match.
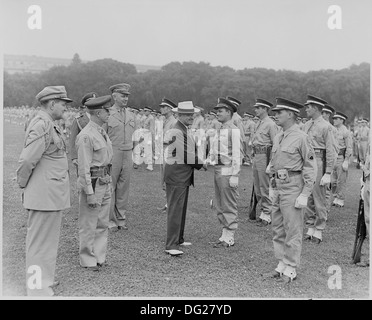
[301,187,312,197]
[85,185,94,195]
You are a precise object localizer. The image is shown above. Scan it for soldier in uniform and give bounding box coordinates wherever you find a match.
[69,92,97,170]
[331,112,352,207]
[302,95,336,244]
[357,118,370,165]
[16,86,72,296]
[163,101,205,256]
[251,98,278,225]
[321,104,339,213]
[143,107,155,171]
[76,96,113,272]
[103,83,138,231]
[242,112,255,165]
[264,98,316,283]
[158,98,178,212]
[208,98,244,247]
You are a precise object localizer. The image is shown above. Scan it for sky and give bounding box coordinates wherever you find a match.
[1,0,372,71]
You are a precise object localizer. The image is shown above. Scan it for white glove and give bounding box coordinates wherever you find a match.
[265,163,272,174]
[229,176,239,188]
[295,194,308,208]
[342,160,348,171]
[361,185,365,201]
[320,173,331,186]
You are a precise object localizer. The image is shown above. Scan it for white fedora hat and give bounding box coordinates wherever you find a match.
[172,101,198,113]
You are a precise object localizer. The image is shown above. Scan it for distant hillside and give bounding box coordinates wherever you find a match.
[4,54,161,74]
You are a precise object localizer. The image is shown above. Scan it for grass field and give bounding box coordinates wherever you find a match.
[2,121,370,298]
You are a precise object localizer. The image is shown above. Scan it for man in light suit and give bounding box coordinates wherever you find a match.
[164,101,205,256]
[17,86,72,296]
[103,83,139,231]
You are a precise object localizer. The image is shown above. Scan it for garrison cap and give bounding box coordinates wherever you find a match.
[81,92,98,107]
[253,98,273,109]
[215,97,237,113]
[109,83,131,95]
[159,98,177,109]
[332,111,348,121]
[36,86,73,103]
[85,95,112,110]
[304,94,327,107]
[143,107,153,112]
[322,104,335,114]
[244,112,254,118]
[226,96,242,108]
[272,97,303,114]
[209,111,217,117]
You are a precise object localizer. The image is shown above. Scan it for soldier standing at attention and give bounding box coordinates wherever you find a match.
[76,96,113,272]
[303,95,336,244]
[331,112,352,207]
[69,92,97,171]
[357,119,370,165]
[158,98,178,212]
[208,98,244,247]
[264,98,316,283]
[17,86,72,296]
[103,83,138,231]
[251,98,277,226]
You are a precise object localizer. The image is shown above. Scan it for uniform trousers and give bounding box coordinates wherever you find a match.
[244,136,252,162]
[109,149,132,228]
[252,153,271,218]
[272,174,304,267]
[332,155,348,201]
[364,176,370,236]
[305,156,327,231]
[359,141,368,164]
[165,184,189,250]
[214,166,239,238]
[79,179,111,267]
[26,210,63,296]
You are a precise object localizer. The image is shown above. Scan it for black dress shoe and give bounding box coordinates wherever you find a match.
[83,266,99,272]
[311,237,322,244]
[118,225,128,230]
[97,262,107,268]
[303,234,312,241]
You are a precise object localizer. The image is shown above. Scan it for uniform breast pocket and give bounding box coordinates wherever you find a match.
[93,139,106,151]
[281,146,297,164]
[108,119,120,129]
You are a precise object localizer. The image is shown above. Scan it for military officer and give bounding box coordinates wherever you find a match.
[69,92,97,170]
[264,98,316,283]
[143,106,155,171]
[103,83,138,231]
[251,98,278,225]
[331,112,353,207]
[208,98,244,247]
[302,95,336,244]
[16,86,72,296]
[357,119,370,165]
[76,95,113,271]
[158,98,178,212]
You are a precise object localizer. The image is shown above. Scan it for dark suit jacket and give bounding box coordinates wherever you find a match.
[164,120,203,187]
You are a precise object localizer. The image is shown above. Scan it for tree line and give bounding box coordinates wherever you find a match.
[3,55,370,121]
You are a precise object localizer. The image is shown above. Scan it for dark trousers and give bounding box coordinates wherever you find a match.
[165,184,189,250]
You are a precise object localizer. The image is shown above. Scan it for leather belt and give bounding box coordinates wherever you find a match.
[275,171,302,178]
[253,145,270,154]
[90,164,112,178]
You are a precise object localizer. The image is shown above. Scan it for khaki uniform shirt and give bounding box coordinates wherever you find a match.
[335,124,353,159]
[76,121,113,195]
[303,115,336,173]
[252,115,277,146]
[103,105,138,151]
[17,110,70,210]
[271,124,317,196]
[209,119,244,176]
